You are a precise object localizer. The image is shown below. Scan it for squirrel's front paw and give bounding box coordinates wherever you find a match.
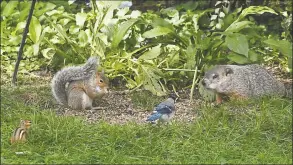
[95,86,101,92]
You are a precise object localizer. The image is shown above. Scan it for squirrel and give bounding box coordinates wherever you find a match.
[10,119,32,144]
[51,56,109,110]
[67,71,109,110]
[200,64,292,104]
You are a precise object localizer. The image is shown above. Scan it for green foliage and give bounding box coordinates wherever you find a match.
[1,0,292,96]
[1,1,54,77]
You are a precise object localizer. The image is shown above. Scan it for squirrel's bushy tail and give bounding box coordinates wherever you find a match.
[51,57,99,105]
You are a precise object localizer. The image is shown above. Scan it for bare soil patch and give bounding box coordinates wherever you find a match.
[59,90,203,125]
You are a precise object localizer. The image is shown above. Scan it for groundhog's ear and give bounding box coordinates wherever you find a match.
[225,68,233,75]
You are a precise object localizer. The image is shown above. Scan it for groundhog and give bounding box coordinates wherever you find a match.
[200,64,292,103]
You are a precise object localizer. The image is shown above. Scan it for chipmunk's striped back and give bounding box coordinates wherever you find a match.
[10,120,31,144]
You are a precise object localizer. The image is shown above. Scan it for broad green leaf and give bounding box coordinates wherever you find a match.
[23,46,34,58]
[126,77,139,89]
[248,50,259,62]
[141,66,166,96]
[192,14,200,32]
[225,21,253,33]
[196,37,212,50]
[83,28,91,41]
[78,30,88,47]
[29,16,42,44]
[2,1,18,17]
[96,32,109,45]
[225,33,249,57]
[130,10,141,18]
[42,2,57,12]
[179,1,199,10]
[69,25,80,34]
[112,61,126,71]
[46,9,63,16]
[8,35,21,45]
[152,18,174,30]
[263,39,292,57]
[68,0,76,5]
[19,1,31,21]
[99,1,121,25]
[46,17,71,43]
[55,23,69,41]
[34,2,56,17]
[33,43,39,56]
[139,45,161,60]
[167,51,180,65]
[76,13,87,27]
[142,26,173,38]
[42,48,56,59]
[185,45,196,69]
[0,19,7,38]
[111,19,138,48]
[192,10,212,33]
[161,8,178,18]
[13,22,26,34]
[238,6,277,21]
[227,52,250,64]
[50,35,64,44]
[59,18,71,26]
[117,7,129,18]
[1,1,8,11]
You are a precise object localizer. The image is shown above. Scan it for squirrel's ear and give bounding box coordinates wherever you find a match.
[225,67,233,76]
[101,69,105,74]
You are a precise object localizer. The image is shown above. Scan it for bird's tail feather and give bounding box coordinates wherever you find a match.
[146,113,161,121]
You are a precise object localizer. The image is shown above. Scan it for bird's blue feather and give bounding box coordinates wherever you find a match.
[155,106,172,114]
[146,113,162,121]
[147,97,175,122]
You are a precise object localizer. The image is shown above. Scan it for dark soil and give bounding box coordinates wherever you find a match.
[59,89,204,125]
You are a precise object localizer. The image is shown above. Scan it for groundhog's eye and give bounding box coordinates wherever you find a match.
[212,74,218,79]
[99,79,104,83]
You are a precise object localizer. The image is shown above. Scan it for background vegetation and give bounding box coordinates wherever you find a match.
[1,0,292,96]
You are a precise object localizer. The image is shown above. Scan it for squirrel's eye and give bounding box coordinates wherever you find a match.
[212,74,218,79]
[99,79,104,83]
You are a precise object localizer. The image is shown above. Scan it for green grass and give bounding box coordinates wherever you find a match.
[1,84,292,164]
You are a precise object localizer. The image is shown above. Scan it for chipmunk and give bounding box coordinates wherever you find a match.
[51,57,109,110]
[10,119,32,144]
[200,64,292,104]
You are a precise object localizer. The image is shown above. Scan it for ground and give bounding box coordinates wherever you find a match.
[1,67,292,164]
[58,89,201,124]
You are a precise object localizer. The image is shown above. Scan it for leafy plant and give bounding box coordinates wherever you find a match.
[1,0,291,99]
[1,1,57,77]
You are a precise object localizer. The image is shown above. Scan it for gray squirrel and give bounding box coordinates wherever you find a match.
[200,64,292,103]
[51,57,109,110]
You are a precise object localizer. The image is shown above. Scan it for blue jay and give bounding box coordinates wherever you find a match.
[146,94,177,123]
